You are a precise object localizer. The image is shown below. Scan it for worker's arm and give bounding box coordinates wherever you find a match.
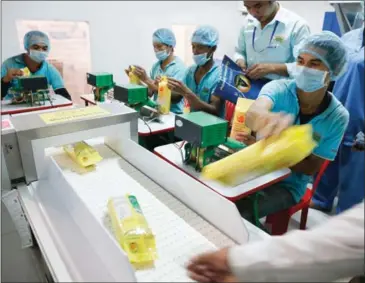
[167,78,221,116]
[228,201,365,282]
[290,154,325,175]
[184,92,222,116]
[1,66,23,99]
[233,26,247,69]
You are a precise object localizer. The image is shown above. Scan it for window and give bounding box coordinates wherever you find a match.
[16,20,92,104]
[171,25,197,66]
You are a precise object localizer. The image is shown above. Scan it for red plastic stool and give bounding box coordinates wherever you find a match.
[265,160,330,235]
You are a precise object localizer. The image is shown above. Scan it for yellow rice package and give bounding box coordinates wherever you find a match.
[202,124,317,186]
[21,67,31,77]
[107,194,157,265]
[129,65,141,85]
[230,98,254,140]
[63,141,103,170]
[157,76,171,114]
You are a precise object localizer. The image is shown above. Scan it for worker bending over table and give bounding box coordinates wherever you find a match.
[234,31,349,226]
[167,26,225,118]
[126,28,186,115]
[187,201,364,283]
[311,11,365,214]
[1,30,71,100]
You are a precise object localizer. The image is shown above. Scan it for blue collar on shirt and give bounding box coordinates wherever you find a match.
[191,60,219,82]
[287,81,342,123]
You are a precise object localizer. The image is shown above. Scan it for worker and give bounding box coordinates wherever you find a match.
[167,26,225,118]
[234,31,349,225]
[1,30,71,100]
[234,1,310,82]
[187,201,364,283]
[126,28,186,114]
[310,6,365,214]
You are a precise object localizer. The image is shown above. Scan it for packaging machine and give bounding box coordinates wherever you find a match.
[1,103,260,282]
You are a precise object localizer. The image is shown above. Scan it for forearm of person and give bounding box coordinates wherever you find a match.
[268,63,289,77]
[54,88,71,100]
[171,93,183,104]
[144,77,158,96]
[228,201,365,282]
[1,78,11,99]
[290,155,323,175]
[245,97,273,131]
[185,92,219,116]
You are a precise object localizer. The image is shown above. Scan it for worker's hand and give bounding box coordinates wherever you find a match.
[236,59,247,72]
[2,68,23,83]
[167,78,192,96]
[235,132,256,146]
[132,66,148,82]
[254,111,294,140]
[187,248,237,283]
[246,64,274,80]
[154,75,162,85]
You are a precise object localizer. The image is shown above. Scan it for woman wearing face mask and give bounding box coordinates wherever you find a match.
[233,31,349,227]
[1,30,71,100]
[167,26,225,118]
[127,28,186,114]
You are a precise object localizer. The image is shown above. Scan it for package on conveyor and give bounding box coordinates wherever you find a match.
[63,141,103,170]
[230,97,254,140]
[107,194,157,265]
[157,76,171,114]
[202,124,317,186]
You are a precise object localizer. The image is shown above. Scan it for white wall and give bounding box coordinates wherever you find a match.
[2,1,334,86]
[1,1,243,85]
[281,1,334,34]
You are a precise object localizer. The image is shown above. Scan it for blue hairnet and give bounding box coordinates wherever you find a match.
[191,26,219,47]
[294,31,348,80]
[152,28,176,47]
[23,30,50,51]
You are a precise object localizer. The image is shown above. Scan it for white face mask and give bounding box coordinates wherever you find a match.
[292,65,329,92]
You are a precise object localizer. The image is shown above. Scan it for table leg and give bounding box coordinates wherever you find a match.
[85,101,89,107]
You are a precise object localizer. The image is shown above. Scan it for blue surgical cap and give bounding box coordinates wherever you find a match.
[294,31,348,80]
[152,28,176,47]
[23,30,50,51]
[191,26,219,47]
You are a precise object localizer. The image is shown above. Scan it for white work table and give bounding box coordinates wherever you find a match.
[80,94,176,136]
[1,94,73,115]
[17,138,269,282]
[154,142,291,201]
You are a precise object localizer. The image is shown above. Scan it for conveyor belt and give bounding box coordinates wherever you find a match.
[51,141,236,282]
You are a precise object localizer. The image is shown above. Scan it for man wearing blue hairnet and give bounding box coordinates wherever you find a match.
[167,26,225,118]
[1,30,71,100]
[233,31,349,230]
[311,2,365,214]
[126,28,186,114]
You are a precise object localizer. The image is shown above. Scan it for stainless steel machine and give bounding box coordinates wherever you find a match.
[1,103,254,282]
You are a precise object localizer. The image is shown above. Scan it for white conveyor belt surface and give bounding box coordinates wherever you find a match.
[49,141,236,282]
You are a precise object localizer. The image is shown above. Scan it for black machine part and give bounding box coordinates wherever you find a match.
[113,84,128,103]
[19,77,48,92]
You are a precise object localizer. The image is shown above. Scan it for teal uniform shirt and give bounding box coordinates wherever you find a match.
[259,79,349,202]
[150,56,186,114]
[1,54,64,99]
[184,61,225,118]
